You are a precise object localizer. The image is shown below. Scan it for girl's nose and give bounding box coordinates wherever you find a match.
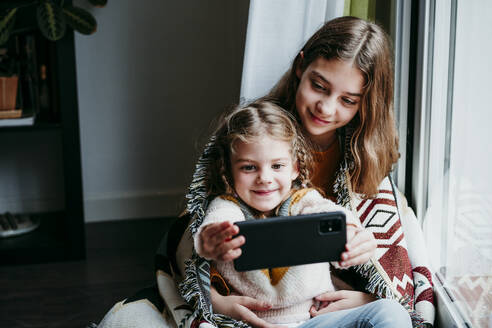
[257,169,272,184]
[316,97,336,116]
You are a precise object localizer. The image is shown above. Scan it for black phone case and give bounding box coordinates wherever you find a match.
[233,211,346,272]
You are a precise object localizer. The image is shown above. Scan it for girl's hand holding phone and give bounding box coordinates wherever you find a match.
[199,221,245,261]
[339,225,377,267]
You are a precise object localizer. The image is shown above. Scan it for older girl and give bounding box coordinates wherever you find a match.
[205,16,434,328]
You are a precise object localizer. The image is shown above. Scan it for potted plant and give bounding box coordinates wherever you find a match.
[0,0,107,44]
[0,0,106,119]
[0,46,19,114]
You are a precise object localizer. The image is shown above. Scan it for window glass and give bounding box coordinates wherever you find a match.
[422,1,492,327]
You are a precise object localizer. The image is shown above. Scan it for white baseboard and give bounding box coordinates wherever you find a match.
[0,195,64,213]
[83,190,187,222]
[0,190,187,223]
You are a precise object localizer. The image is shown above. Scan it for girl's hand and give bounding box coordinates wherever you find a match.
[309,290,377,316]
[211,287,286,328]
[339,226,376,267]
[199,221,245,261]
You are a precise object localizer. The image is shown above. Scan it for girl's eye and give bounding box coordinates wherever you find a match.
[240,165,256,171]
[342,97,357,106]
[272,164,284,170]
[311,81,326,91]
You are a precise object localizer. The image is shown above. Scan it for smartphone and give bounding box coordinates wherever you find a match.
[233,211,346,272]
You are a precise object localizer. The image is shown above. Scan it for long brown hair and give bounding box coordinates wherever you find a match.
[207,100,314,198]
[265,16,399,198]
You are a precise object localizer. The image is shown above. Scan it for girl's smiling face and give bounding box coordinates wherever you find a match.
[295,57,365,150]
[230,136,299,215]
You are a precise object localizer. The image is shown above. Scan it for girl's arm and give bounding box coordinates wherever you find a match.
[309,290,377,316]
[193,197,246,261]
[198,221,245,261]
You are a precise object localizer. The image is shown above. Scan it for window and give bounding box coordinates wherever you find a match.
[409,1,492,327]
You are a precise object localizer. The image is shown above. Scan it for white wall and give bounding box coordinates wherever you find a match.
[74,0,249,221]
[0,1,248,221]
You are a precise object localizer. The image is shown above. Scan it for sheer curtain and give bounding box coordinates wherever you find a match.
[239,0,344,101]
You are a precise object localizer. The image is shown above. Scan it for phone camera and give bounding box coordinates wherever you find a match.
[319,219,341,234]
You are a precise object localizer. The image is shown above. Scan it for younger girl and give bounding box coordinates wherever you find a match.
[192,100,412,327]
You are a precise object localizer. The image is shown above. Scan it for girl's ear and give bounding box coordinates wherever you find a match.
[291,161,300,181]
[295,51,304,79]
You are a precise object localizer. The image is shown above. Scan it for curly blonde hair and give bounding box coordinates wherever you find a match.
[207,100,314,198]
[264,16,399,197]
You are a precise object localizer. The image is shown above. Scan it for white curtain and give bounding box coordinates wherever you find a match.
[240,0,345,102]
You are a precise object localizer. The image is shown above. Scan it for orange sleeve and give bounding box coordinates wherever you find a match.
[210,265,231,296]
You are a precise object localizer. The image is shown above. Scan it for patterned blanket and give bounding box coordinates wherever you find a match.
[176,135,435,327]
[95,132,435,328]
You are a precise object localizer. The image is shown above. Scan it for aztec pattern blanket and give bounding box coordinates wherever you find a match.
[95,128,435,328]
[176,132,435,327]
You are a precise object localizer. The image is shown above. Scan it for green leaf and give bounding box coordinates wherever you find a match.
[63,5,96,35]
[0,8,17,46]
[37,0,66,41]
[87,0,107,7]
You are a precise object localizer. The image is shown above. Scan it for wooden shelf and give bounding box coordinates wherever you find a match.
[0,1,85,266]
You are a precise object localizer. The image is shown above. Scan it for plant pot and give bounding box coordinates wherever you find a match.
[0,76,18,111]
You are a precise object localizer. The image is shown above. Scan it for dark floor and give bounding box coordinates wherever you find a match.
[0,217,176,328]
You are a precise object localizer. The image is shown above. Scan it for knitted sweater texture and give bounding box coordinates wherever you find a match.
[194,189,358,324]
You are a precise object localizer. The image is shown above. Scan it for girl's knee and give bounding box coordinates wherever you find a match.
[371,299,412,327]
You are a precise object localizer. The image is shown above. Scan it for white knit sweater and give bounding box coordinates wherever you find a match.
[194,189,358,324]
